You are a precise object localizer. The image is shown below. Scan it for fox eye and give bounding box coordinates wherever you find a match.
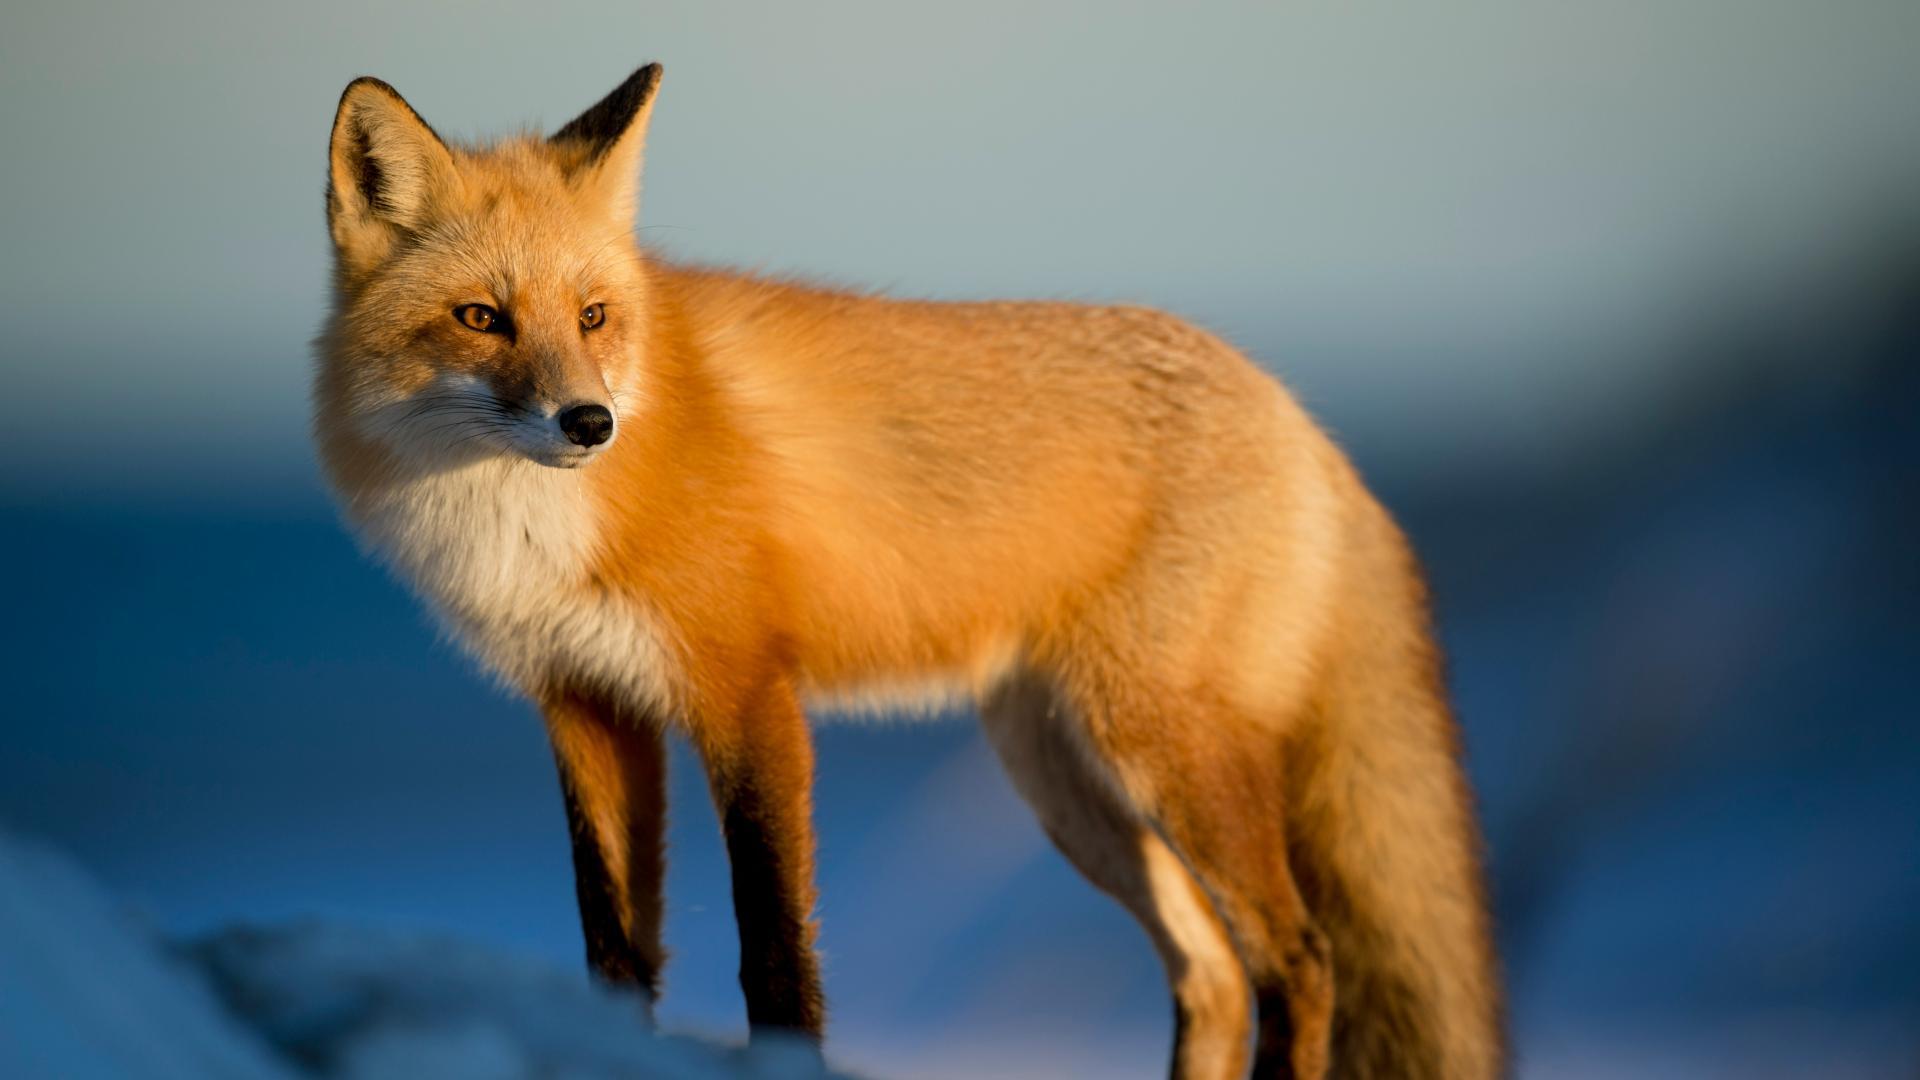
[580,303,606,331]
[454,304,499,332]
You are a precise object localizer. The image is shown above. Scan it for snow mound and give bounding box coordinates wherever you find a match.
[0,829,857,1079]
[0,831,290,1080]
[189,923,838,1079]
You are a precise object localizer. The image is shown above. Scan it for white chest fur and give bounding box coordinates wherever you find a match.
[346,458,678,715]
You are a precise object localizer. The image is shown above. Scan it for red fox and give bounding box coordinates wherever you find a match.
[315,64,1503,1079]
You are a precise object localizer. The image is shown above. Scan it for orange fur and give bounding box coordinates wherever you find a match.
[316,66,1504,1078]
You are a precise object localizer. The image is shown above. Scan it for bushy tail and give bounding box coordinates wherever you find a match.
[1292,513,1506,1078]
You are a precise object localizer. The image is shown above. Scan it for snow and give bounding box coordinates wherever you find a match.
[0,829,855,1079]
[0,831,290,1080]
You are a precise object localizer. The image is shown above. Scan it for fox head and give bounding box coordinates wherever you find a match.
[318,65,662,470]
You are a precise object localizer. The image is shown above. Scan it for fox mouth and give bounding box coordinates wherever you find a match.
[524,425,617,468]
[535,447,606,469]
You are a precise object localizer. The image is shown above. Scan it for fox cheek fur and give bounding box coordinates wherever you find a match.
[314,63,1504,1080]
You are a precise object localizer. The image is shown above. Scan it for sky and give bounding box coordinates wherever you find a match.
[3,0,1918,499]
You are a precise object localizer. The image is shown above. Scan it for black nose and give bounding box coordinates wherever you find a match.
[559,403,614,447]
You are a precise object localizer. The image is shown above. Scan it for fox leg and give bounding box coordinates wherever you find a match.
[687,673,825,1040]
[981,672,1252,1080]
[543,690,670,1002]
[1068,674,1335,1080]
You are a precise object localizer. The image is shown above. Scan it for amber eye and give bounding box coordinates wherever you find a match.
[454,304,500,332]
[455,304,502,333]
[580,302,606,331]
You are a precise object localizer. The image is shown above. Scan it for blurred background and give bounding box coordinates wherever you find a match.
[3,1,1917,1076]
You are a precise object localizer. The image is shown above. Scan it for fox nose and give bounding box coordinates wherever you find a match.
[559,403,614,447]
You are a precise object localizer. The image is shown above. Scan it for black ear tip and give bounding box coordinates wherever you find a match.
[339,76,403,109]
[614,62,664,104]
[552,62,665,149]
[334,76,427,131]
[331,76,446,152]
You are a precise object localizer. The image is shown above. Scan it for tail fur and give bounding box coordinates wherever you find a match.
[1290,498,1506,1078]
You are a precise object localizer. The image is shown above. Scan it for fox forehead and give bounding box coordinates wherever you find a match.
[461,143,588,209]
[398,222,638,307]
[368,139,634,288]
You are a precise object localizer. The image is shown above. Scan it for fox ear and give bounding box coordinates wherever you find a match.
[551,63,663,233]
[327,77,460,273]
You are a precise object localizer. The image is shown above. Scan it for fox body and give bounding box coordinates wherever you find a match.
[316,65,1503,1079]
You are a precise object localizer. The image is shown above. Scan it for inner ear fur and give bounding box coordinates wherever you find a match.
[327,77,461,270]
